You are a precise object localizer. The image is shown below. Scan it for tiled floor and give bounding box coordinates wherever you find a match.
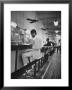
[42,50,61,79]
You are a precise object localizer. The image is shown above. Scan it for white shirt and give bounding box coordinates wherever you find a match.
[32,35,43,59]
[32,35,42,49]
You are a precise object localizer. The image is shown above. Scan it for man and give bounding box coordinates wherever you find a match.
[41,38,51,61]
[31,29,43,59]
[57,39,61,53]
[58,39,61,53]
[44,38,51,46]
[22,29,43,66]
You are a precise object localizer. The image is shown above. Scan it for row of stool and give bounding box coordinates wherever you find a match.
[11,46,55,79]
[22,51,49,79]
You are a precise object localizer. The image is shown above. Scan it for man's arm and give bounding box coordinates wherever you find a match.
[29,39,35,45]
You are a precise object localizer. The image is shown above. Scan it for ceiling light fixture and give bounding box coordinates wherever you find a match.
[56,34,59,37]
[55,30,59,33]
[54,20,58,26]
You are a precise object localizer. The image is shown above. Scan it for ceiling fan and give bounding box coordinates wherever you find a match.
[41,27,49,30]
[26,18,39,23]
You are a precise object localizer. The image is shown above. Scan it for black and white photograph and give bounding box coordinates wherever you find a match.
[11,11,61,79]
[4,4,69,86]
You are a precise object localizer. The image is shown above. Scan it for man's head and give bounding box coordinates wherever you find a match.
[31,29,37,38]
[46,38,49,42]
[59,39,61,42]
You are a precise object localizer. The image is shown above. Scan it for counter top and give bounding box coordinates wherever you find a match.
[11,44,32,51]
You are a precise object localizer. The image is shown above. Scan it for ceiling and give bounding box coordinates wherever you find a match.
[11,11,61,36]
[36,11,61,35]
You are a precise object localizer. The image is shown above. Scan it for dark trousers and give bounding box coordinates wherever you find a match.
[57,47,59,53]
[57,46,61,53]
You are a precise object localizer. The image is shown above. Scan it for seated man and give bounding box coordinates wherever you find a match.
[43,38,51,53]
[44,38,51,47]
[41,38,51,61]
[22,29,43,66]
